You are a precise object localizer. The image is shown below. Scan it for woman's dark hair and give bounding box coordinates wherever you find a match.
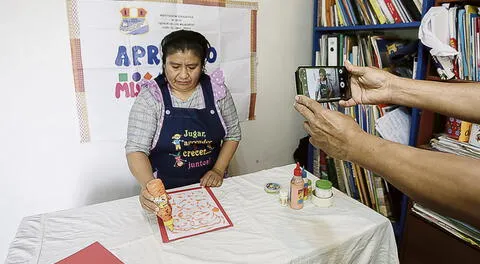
[160,30,211,70]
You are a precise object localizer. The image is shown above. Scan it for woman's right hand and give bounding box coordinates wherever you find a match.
[139,183,159,213]
[340,60,397,107]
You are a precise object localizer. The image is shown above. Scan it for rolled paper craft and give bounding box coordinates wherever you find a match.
[146,179,174,231]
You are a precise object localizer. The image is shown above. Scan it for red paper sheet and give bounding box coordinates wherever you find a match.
[158,186,233,243]
[55,242,123,264]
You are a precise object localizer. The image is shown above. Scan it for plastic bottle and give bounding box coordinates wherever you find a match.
[290,163,305,209]
[279,190,288,206]
[146,179,174,231]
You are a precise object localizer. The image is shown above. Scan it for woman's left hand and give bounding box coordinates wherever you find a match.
[200,170,223,187]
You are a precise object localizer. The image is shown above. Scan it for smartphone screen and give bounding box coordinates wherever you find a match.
[295,66,350,103]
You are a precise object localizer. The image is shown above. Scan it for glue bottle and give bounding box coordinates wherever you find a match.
[290,163,304,209]
[146,179,174,231]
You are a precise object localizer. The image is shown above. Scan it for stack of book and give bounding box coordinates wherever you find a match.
[316,0,422,27]
[430,133,480,157]
[415,122,480,247]
[312,33,418,219]
[412,203,480,248]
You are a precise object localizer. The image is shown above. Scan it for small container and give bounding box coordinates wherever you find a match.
[279,190,288,206]
[311,191,333,207]
[315,179,333,198]
[264,182,281,194]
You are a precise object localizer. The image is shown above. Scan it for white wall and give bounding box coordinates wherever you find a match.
[0,0,312,261]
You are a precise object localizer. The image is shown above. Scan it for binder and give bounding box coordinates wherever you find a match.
[327,36,339,66]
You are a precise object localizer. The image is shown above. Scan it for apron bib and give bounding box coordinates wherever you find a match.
[149,74,225,189]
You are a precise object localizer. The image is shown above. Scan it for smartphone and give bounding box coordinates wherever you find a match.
[295,66,350,103]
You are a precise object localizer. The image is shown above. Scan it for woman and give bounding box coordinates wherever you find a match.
[315,68,333,100]
[126,30,241,213]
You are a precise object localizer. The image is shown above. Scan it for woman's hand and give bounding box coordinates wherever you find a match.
[294,95,366,161]
[340,60,397,107]
[200,169,223,187]
[139,183,159,213]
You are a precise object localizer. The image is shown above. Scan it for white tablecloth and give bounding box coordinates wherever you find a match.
[6,164,399,263]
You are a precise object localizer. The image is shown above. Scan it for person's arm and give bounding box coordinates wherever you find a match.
[352,132,480,229]
[126,88,160,212]
[200,140,239,186]
[213,140,239,173]
[342,61,480,123]
[392,78,480,123]
[294,95,480,229]
[200,86,241,187]
[127,152,154,188]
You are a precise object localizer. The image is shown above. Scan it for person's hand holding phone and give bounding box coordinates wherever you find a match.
[294,95,366,161]
[340,60,398,107]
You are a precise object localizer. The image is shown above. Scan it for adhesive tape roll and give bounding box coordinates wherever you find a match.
[311,190,333,207]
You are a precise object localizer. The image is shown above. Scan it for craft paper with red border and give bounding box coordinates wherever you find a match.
[157,186,233,243]
[55,241,123,264]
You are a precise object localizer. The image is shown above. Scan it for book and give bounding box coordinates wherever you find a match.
[469,123,480,147]
[317,0,420,26]
[448,6,459,78]
[333,158,348,193]
[458,121,472,142]
[400,0,421,21]
[378,0,395,24]
[55,242,123,264]
[368,0,387,24]
[445,117,462,139]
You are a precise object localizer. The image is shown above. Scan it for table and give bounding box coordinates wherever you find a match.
[6,164,399,263]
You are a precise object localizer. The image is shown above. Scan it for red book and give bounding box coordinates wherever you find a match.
[55,242,123,264]
[445,117,461,140]
[383,0,402,23]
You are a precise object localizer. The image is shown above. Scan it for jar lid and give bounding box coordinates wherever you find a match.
[264,182,281,194]
[316,179,332,190]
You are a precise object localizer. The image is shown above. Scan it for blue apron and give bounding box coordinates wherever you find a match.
[149,74,226,189]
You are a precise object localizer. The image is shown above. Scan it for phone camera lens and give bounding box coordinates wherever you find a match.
[340,82,345,88]
[338,69,343,74]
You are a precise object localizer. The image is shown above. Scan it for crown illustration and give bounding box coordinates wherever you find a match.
[120,8,147,18]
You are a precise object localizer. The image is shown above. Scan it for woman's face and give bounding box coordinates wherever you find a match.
[164,50,202,93]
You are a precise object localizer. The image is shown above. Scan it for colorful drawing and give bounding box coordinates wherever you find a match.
[157,187,233,243]
[169,152,187,167]
[171,134,183,151]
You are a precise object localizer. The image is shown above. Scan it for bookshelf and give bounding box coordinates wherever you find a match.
[400,0,480,262]
[315,21,421,32]
[308,0,435,244]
